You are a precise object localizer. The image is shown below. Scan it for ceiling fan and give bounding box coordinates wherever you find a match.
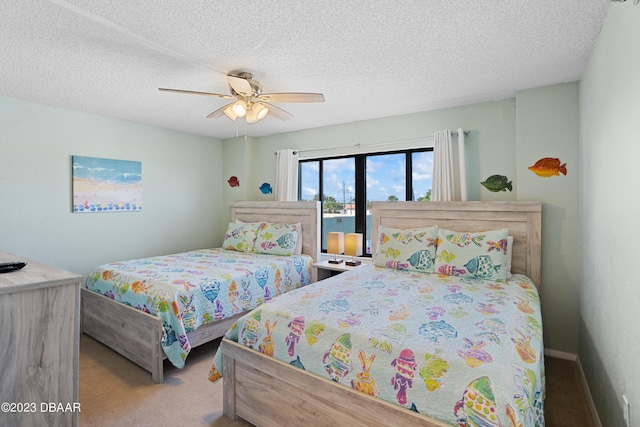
[159,72,325,123]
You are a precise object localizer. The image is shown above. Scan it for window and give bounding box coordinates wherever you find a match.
[298,147,434,255]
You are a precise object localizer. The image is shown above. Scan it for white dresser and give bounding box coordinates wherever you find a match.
[0,251,82,427]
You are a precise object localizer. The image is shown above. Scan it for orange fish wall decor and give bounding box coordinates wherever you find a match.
[528,157,567,178]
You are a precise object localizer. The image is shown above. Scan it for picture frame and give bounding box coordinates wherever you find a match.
[72,156,142,213]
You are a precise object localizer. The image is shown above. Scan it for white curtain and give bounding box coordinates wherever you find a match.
[431,128,467,201]
[275,149,299,201]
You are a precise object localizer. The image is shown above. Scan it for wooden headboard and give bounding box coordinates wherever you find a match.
[371,201,542,289]
[229,201,321,264]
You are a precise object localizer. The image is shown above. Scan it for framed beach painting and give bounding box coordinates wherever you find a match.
[72,156,142,213]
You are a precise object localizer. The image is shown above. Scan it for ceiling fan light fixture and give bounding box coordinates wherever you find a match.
[223,106,238,121]
[231,100,247,117]
[245,108,258,124]
[254,103,269,120]
[245,103,269,124]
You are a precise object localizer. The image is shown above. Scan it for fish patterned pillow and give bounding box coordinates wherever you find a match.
[237,219,303,255]
[373,225,439,273]
[253,222,302,256]
[222,222,260,252]
[434,228,509,281]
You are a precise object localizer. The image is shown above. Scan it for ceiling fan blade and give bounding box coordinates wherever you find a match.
[206,102,235,119]
[158,88,234,99]
[227,75,253,97]
[260,102,294,121]
[258,92,325,103]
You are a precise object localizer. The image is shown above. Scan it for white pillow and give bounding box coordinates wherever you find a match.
[506,236,514,279]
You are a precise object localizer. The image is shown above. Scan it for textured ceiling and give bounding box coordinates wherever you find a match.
[0,0,610,140]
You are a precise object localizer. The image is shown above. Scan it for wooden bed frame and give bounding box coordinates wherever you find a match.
[220,201,542,426]
[81,201,320,383]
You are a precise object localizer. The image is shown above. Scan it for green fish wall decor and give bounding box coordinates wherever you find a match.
[481,175,512,192]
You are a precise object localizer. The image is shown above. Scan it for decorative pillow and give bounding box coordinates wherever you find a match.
[236,219,304,254]
[254,222,301,256]
[222,222,260,252]
[374,226,439,273]
[434,228,509,281]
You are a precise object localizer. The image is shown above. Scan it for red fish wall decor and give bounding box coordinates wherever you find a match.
[227,176,240,187]
[528,158,567,178]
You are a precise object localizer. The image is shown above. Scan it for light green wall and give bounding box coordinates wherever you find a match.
[222,135,256,225]
[580,4,640,427]
[516,82,581,354]
[0,96,224,276]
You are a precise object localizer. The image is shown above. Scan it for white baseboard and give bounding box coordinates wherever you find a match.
[576,356,602,427]
[544,348,577,361]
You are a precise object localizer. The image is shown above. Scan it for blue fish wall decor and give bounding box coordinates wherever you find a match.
[259,182,273,194]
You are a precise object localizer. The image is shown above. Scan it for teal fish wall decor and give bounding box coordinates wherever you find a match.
[259,183,272,194]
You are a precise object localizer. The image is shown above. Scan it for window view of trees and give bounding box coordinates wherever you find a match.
[312,194,343,213]
[418,189,432,201]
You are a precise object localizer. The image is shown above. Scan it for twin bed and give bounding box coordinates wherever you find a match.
[212,201,543,427]
[81,201,320,383]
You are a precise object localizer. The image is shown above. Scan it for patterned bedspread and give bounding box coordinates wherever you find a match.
[210,265,544,426]
[84,248,313,368]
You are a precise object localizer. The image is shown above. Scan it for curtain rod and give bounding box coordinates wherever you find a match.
[274,130,470,155]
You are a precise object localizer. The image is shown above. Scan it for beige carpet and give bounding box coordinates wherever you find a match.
[78,334,250,427]
[544,357,596,427]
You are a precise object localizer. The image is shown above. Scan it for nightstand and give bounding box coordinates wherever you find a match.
[312,259,367,282]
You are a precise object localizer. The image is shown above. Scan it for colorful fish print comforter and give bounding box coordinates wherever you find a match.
[210,265,544,426]
[84,249,313,368]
